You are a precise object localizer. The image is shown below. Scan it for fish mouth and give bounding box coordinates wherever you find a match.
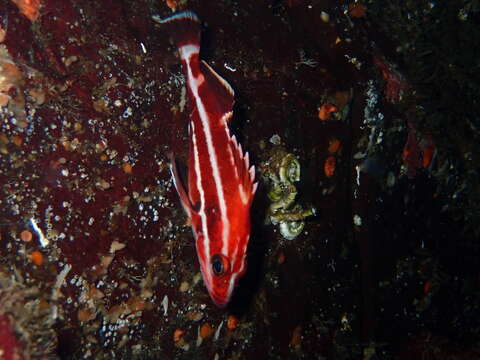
[209,289,230,308]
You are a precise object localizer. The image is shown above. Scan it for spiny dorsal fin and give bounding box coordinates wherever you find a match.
[230,135,257,204]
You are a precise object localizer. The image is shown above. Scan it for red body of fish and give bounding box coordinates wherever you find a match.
[154,11,257,307]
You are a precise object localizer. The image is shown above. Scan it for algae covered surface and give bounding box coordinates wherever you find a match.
[0,0,479,359]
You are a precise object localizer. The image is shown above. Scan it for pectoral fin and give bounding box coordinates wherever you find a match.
[169,153,195,219]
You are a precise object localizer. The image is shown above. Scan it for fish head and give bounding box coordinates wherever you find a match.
[196,224,250,308]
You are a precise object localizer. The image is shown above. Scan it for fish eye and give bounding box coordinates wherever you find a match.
[211,254,229,276]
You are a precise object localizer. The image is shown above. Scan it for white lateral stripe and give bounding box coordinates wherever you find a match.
[191,121,212,287]
[185,58,230,258]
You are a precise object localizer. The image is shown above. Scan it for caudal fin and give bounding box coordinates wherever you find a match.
[152,11,200,49]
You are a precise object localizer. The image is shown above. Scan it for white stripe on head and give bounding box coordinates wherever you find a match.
[185,59,230,260]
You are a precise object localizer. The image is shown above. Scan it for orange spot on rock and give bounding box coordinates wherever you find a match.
[277,252,285,264]
[0,93,9,107]
[165,0,177,10]
[0,27,5,43]
[11,135,23,147]
[200,323,213,339]
[348,3,366,18]
[29,250,43,266]
[77,307,96,322]
[20,230,32,242]
[318,103,338,121]
[290,325,302,348]
[11,0,41,22]
[127,297,147,312]
[173,329,185,342]
[328,138,341,154]
[227,315,239,330]
[324,156,336,177]
[88,287,104,300]
[107,304,126,322]
[122,163,133,174]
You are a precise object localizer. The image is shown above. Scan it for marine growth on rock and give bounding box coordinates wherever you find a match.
[261,146,315,240]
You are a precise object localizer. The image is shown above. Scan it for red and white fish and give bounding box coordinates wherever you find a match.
[153,11,257,307]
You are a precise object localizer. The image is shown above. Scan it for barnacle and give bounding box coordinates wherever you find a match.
[268,182,297,211]
[261,147,315,240]
[271,204,315,224]
[279,220,305,241]
[279,153,300,183]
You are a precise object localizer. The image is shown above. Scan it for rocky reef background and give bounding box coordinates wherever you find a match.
[0,0,479,359]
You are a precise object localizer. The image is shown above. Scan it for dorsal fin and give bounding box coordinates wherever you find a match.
[229,135,257,204]
[198,60,235,119]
